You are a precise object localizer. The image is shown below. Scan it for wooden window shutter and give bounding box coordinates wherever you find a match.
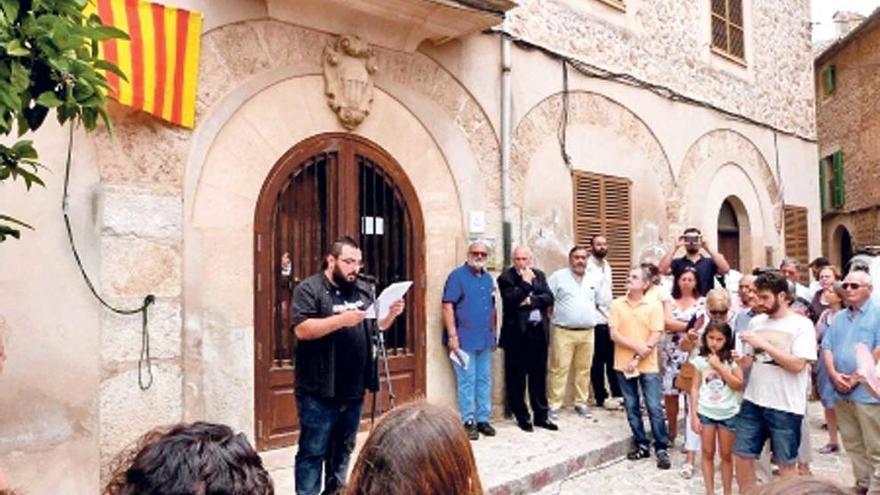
[572,171,632,296]
[818,159,827,212]
[783,205,809,285]
[832,151,845,209]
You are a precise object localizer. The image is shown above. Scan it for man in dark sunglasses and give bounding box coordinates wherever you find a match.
[442,240,498,440]
[821,270,880,495]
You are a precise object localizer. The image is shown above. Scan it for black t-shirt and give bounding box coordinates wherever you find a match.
[291,273,373,401]
[671,255,719,297]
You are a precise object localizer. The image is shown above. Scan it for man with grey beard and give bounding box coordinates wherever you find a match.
[443,240,498,440]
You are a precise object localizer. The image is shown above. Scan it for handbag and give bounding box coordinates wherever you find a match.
[675,361,697,392]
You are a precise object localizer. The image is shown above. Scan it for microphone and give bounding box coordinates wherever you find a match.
[356,272,379,284]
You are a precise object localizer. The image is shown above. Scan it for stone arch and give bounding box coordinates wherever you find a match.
[676,129,782,236]
[511,91,674,209]
[511,90,675,267]
[93,19,500,233]
[194,19,500,213]
[715,194,753,272]
[827,218,857,270]
[183,77,465,434]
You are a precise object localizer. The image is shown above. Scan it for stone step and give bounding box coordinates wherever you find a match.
[264,405,641,494]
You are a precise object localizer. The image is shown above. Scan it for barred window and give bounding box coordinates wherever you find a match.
[711,0,745,62]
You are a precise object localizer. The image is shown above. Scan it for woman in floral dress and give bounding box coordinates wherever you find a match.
[662,266,705,449]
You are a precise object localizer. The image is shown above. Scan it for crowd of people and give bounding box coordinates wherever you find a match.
[2,233,878,495]
[441,227,880,495]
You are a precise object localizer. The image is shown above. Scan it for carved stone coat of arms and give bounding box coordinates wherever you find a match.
[323,35,378,130]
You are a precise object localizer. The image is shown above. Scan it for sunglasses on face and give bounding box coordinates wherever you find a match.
[469,251,488,258]
[841,282,865,290]
[708,309,728,316]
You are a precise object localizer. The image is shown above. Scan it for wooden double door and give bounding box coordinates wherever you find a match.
[253,134,426,451]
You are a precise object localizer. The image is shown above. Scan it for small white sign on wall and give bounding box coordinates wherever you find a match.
[361,216,385,235]
[469,210,486,234]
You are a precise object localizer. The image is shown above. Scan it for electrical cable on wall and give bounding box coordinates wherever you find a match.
[61,122,156,391]
[557,60,573,169]
[495,30,816,144]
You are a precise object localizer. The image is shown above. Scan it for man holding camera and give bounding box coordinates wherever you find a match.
[658,227,730,297]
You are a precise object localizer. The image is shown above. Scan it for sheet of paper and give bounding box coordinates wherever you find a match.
[365,281,413,320]
[449,348,469,370]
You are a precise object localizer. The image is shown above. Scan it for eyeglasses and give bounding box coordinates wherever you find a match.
[841,282,865,290]
[708,309,729,316]
[469,251,489,258]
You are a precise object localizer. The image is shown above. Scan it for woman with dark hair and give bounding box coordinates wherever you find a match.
[688,320,743,495]
[103,422,274,495]
[346,401,484,495]
[661,266,705,457]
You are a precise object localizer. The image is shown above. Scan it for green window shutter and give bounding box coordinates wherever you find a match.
[819,159,827,211]
[832,151,845,208]
[824,65,836,94]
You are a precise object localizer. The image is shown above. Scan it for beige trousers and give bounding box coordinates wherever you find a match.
[547,325,594,410]
[837,400,880,493]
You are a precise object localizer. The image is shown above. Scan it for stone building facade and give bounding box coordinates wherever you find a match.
[0,1,819,493]
[815,10,880,268]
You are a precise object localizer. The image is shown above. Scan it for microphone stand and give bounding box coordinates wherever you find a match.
[367,279,396,428]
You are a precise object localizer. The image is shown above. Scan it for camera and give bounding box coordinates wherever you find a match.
[682,234,701,244]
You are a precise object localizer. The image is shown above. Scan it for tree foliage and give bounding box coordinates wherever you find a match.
[0,0,127,241]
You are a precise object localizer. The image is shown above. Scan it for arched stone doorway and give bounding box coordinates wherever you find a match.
[832,224,854,272]
[253,133,426,450]
[717,199,741,271]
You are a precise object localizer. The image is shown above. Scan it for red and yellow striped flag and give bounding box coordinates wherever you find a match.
[86,0,203,128]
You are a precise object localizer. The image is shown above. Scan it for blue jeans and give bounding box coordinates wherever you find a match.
[616,372,669,452]
[453,349,493,423]
[294,393,364,495]
[734,399,802,466]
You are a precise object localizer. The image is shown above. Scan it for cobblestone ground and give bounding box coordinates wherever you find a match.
[537,402,855,494]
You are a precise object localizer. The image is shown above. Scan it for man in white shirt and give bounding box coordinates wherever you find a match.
[586,236,621,411]
[733,269,817,493]
[547,245,609,419]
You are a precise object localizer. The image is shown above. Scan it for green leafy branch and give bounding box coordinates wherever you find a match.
[0,0,127,242]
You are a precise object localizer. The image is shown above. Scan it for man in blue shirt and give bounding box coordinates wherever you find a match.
[822,270,880,495]
[443,240,497,440]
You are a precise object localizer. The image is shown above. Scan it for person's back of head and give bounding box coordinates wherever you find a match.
[346,401,483,495]
[103,422,273,495]
[747,476,848,495]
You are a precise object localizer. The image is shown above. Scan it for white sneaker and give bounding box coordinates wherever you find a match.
[549,408,561,420]
[574,404,593,419]
[679,463,695,479]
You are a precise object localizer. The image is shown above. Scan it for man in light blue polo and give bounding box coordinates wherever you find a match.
[547,245,609,419]
[822,270,880,495]
[443,240,497,440]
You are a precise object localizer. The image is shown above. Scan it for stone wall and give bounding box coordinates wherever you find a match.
[505,0,816,139]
